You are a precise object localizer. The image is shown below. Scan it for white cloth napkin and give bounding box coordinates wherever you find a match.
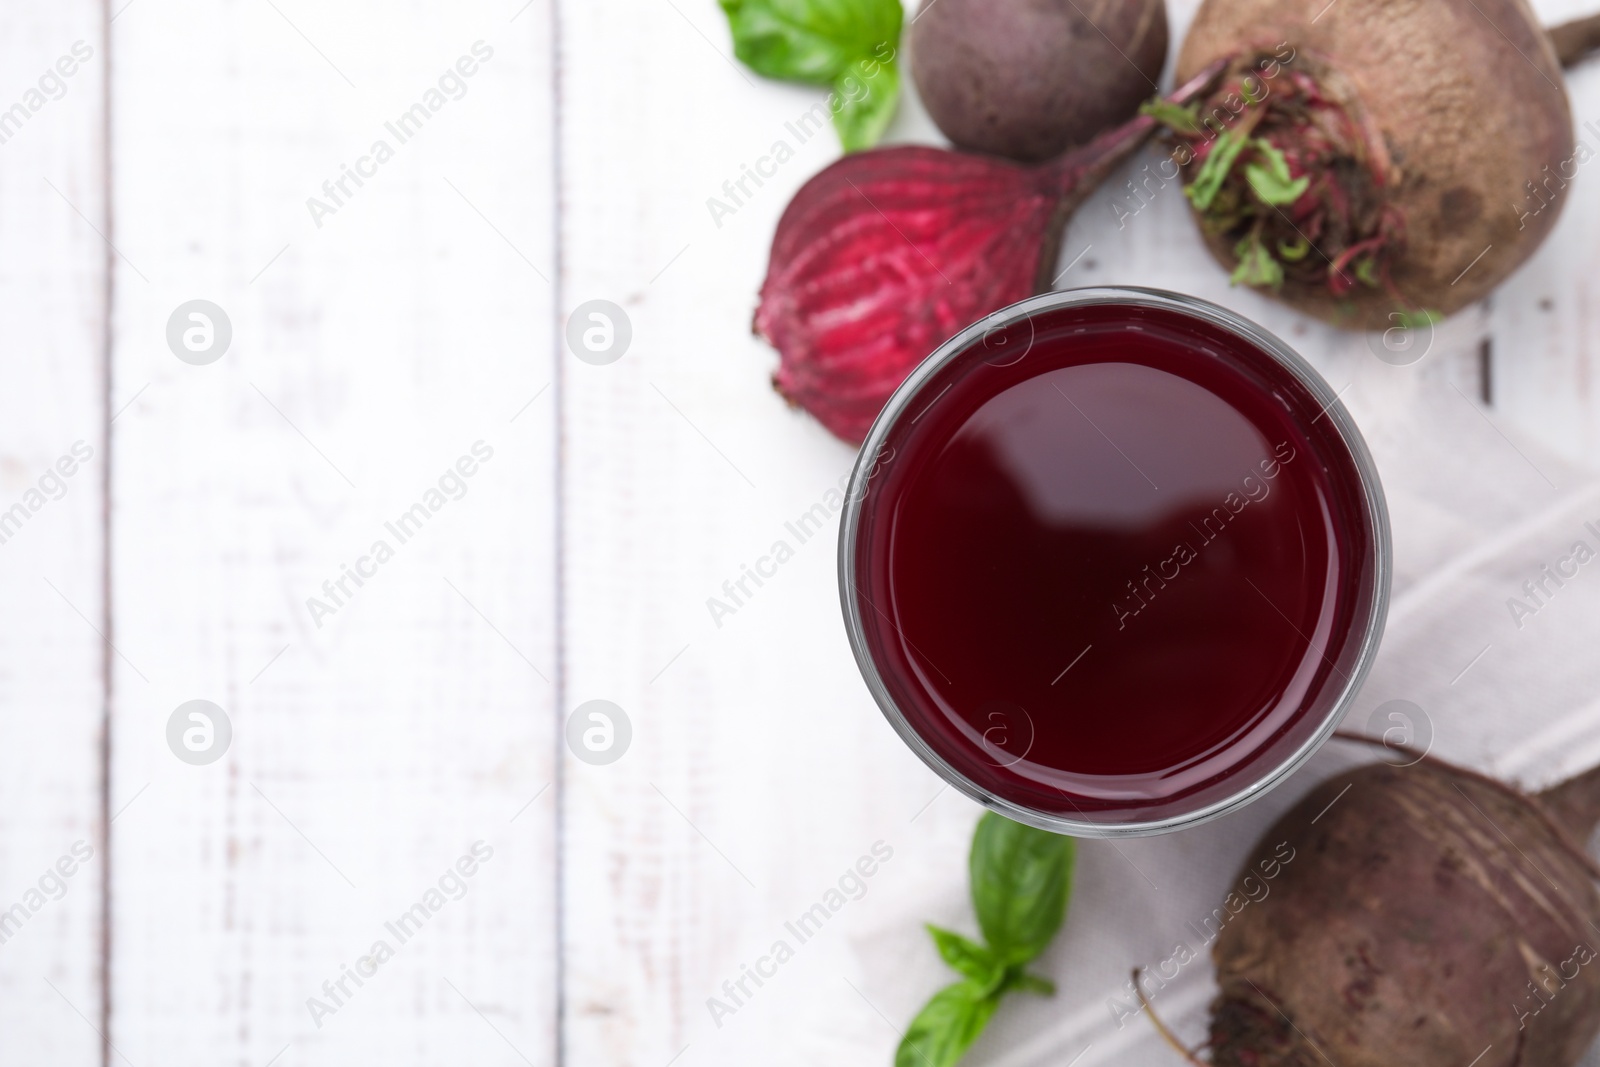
[839,322,1600,1066]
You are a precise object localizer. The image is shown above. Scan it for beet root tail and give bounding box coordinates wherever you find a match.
[1549,11,1600,68]
[1538,761,1600,842]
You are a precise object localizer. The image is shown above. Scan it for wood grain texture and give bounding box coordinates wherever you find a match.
[106,1,558,1063]
[0,3,108,1063]
[555,4,955,1065]
[1,0,1597,1063]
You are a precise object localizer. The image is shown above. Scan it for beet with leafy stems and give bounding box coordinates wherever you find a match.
[1163,0,1600,328]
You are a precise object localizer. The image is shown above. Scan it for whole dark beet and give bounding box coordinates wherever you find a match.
[1168,0,1600,329]
[1208,756,1600,1067]
[911,0,1169,163]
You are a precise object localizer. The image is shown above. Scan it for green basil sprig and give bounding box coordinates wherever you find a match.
[897,813,1075,1067]
[718,0,902,152]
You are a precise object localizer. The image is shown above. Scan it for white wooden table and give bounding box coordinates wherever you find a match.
[2,0,1597,1064]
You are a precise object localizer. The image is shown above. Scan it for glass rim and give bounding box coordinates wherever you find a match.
[836,286,1393,838]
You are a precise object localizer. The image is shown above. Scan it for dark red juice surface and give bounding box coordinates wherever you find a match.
[852,301,1377,824]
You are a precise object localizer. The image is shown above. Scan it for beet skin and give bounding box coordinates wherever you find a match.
[1211,759,1600,1067]
[911,0,1169,163]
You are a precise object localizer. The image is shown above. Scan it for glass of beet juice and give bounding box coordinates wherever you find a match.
[840,288,1390,836]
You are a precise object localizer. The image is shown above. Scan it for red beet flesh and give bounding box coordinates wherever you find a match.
[755,63,1225,444]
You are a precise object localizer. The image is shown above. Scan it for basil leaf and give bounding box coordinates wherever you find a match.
[895,981,1000,1067]
[968,813,1074,966]
[1000,969,1056,996]
[832,53,899,152]
[1185,129,1248,211]
[720,0,902,151]
[926,924,1005,994]
[1231,233,1284,289]
[720,0,900,82]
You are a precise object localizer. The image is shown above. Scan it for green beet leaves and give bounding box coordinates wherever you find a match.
[1243,141,1308,206]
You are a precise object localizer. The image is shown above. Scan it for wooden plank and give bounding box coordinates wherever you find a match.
[108,1,558,1062]
[0,3,109,1062]
[556,0,955,1054]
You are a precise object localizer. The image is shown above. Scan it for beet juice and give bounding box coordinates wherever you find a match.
[840,290,1388,834]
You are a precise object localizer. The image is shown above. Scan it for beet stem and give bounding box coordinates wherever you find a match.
[1549,12,1600,67]
[1539,762,1600,843]
[1046,59,1227,200]
[1028,59,1228,292]
[1133,967,1210,1066]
